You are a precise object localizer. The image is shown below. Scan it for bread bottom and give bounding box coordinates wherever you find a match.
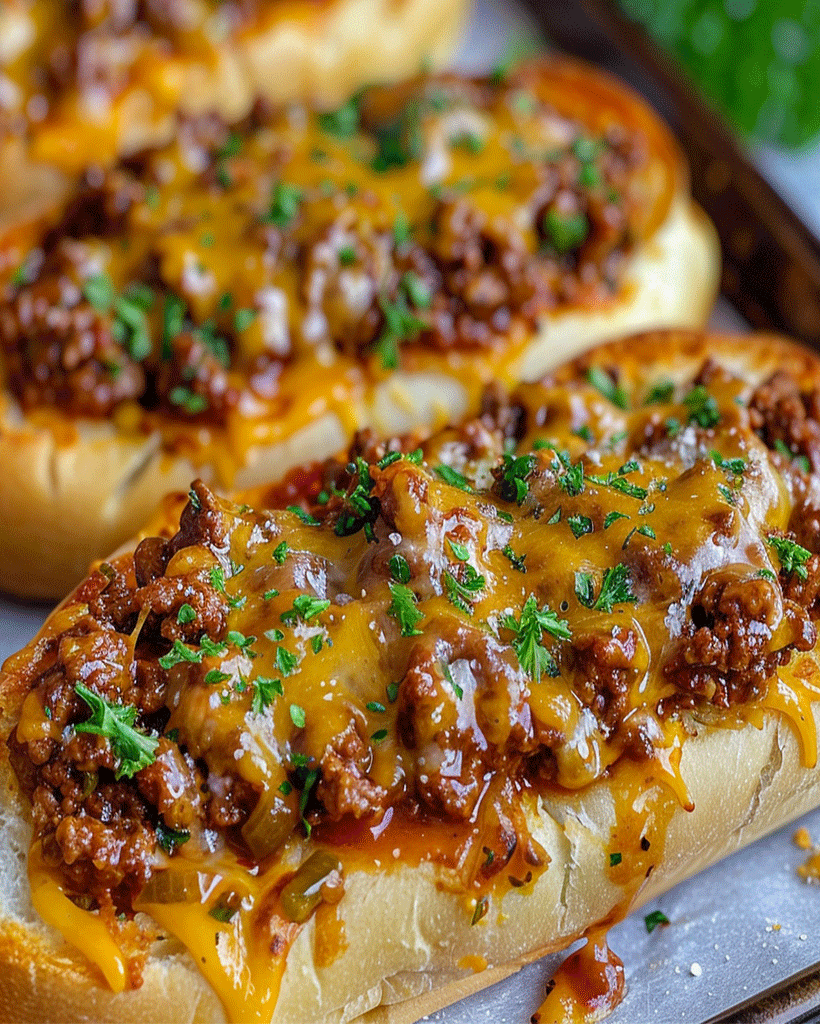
[0,694,818,1024]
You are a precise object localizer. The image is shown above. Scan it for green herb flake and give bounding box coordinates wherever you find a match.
[177,603,196,625]
[501,544,527,572]
[265,182,303,228]
[74,683,158,779]
[683,384,720,429]
[609,851,622,867]
[434,464,474,493]
[287,505,320,526]
[768,535,812,580]
[644,910,670,934]
[290,704,306,729]
[587,366,628,410]
[644,380,675,405]
[497,453,536,505]
[273,541,289,565]
[281,595,331,624]
[500,596,571,684]
[252,676,284,714]
[543,209,589,254]
[156,823,191,855]
[204,669,232,686]
[387,581,424,636]
[567,513,593,539]
[604,511,629,530]
[443,565,485,615]
[575,563,637,613]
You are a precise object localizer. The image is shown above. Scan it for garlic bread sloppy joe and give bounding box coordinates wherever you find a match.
[0,0,467,173]
[3,330,820,1024]
[0,59,718,598]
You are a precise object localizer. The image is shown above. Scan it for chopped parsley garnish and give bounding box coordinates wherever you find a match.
[575,563,637,613]
[387,581,424,636]
[74,683,158,780]
[209,564,246,610]
[587,366,628,410]
[434,464,474,492]
[443,564,485,615]
[711,450,746,476]
[389,554,411,583]
[375,288,427,370]
[496,453,536,504]
[252,676,284,714]
[275,646,299,676]
[287,505,320,526]
[644,910,670,933]
[83,274,153,362]
[204,669,232,686]
[386,681,400,703]
[281,595,331,624]
[156,823,190,855]
[264,628,285,643]
[366,701,386,713]
[441,661,463,700]
[273,541,289,564]
[567,513,593,538]
[500,596,571,684]
[333,457,380,540]
[177,603,196,625]
[317,95,361,136]
[290,704,306,728]
[501,544,527,572]
[162,294,186,358]
[159,639,204,669]
[226,631,257,656]
[169,386,207,415]
[774,438,811,472]
[604,510,630,529]
[683,384,720,429]
[371,729,388,742]
[588,462,648,501]
[609,851,622,867]
[644,380,675,405]
[234,308,257,333]
[543,209,589,254]
[265,182,303,228]
[449,540,470,562]
[768,535,812,580]
[371,101,423,172]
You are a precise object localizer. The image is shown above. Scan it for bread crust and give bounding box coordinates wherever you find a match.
[3,329,820,1023]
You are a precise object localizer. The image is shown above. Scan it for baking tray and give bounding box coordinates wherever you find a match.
[4,2,820,1022]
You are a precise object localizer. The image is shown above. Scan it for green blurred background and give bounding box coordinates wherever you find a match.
[618,0,820,149]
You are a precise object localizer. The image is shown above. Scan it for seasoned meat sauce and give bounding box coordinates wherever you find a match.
[7,355,820,961]
[0,63,666,428]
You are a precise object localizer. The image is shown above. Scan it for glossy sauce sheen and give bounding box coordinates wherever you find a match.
[7,346,820,1022]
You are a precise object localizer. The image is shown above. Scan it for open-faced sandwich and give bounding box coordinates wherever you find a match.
[2,329,820,1024]
[0,58,719,598]
[0,0,468,173]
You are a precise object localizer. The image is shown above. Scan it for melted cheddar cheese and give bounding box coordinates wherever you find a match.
[7,339,820,1022]
[0,60,675,490]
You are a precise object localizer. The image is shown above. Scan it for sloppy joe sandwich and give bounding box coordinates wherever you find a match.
[0,59,719,598]
[0,0,468,173]
[2,329,820,1024]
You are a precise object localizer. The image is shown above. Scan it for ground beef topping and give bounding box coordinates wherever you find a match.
[2,62,669,423]
[6,349,818,963]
